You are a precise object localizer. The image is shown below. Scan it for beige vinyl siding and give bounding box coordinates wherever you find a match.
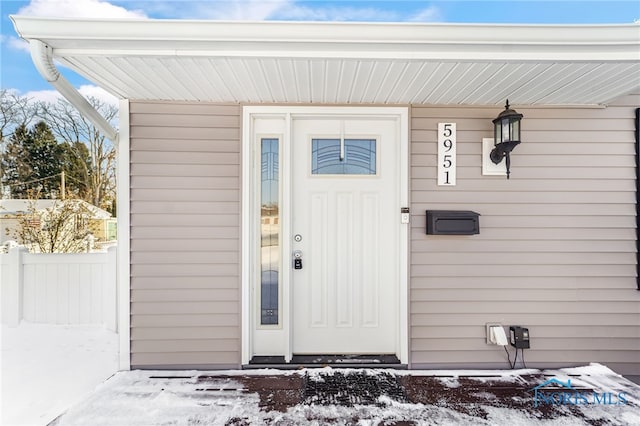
[127,98,638,373]
[409,94,640,376]
[129,101,241,369]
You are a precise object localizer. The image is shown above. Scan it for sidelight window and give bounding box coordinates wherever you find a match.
[260,138,279,325]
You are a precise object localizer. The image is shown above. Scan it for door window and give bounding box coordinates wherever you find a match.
[311,138,376,175]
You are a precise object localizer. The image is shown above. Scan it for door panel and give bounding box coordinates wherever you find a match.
[291,117,399,354]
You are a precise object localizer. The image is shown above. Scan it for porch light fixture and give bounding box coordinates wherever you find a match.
[490,100,523,179]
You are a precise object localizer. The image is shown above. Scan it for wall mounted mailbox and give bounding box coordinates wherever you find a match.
[426,210,480,235]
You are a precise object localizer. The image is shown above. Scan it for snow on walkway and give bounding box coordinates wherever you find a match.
[2,324,639,426]
[1,322,118,426]
[50,364,640,426]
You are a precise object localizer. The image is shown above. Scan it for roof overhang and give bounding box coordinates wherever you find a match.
[11,17,640,105]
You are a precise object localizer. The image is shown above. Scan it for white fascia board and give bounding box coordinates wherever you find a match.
[51,46,640,62]
[10,16,640,45]
[11,16,640,62]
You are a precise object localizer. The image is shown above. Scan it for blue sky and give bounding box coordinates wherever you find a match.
[1,0,639,105]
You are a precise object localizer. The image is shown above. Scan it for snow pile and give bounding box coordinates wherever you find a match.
[1,322,118,426]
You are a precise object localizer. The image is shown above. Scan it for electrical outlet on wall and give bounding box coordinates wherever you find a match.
[485,323,507,345]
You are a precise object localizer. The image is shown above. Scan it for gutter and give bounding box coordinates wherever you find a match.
[12,16,640,62]
[29,39,118,141]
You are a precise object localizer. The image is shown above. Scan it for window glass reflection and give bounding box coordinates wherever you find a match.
[312,139,376,175]
[261,138,279,325]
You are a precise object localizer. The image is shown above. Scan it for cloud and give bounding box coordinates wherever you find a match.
[3,35,31,53]
[23,89,62,104]
[23,85,119,109]
[77,85,119,107]
[275,4,404,21]
[112,0,434,22]
[173,0,293,20]
[209,1,442,23]
[17,0,147,19]
[409,6,442,22]
[14,0,442,23]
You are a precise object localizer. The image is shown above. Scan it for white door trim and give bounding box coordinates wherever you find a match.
[242,106,409,365]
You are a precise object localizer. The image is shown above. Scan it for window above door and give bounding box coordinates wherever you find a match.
[311,138,377,175]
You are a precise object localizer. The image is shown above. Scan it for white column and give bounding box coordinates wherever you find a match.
[117,98,131,370]
[2,246,26,327]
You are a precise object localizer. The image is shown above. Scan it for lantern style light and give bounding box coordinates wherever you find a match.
[490,100,523,179]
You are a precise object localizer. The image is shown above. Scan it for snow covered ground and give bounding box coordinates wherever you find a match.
[2,324,639,426]
[50,364,640,426]
[1,322,118,426]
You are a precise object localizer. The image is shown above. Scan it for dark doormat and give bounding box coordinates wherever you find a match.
[302,370,408,406]
[246,354,404,369]
[292,354,401,365]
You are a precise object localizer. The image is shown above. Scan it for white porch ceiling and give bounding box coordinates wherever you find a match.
[11,17,640,106]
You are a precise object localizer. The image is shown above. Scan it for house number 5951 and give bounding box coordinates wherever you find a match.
[438,122,456,186]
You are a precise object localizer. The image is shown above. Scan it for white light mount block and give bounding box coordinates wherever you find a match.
[482,138,507,176]
[486,323,508,346]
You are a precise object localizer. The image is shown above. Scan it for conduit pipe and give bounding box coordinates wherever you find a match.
[29,39,118,141]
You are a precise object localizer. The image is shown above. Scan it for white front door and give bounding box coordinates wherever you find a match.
[291,116,401,354]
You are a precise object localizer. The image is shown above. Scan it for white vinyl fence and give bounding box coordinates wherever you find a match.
[1,246,117,331]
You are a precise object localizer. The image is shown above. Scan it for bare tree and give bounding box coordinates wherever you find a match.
[0,89,40,143]
[39,97,117,209]
[7,197,98,253]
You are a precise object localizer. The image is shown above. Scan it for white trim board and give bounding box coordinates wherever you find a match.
[116,99,131,371]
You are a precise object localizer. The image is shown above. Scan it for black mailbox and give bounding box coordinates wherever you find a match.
[426,210,480,235]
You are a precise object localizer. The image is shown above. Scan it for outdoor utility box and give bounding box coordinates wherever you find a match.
[509,326,530,349]
[426,210,480,235]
